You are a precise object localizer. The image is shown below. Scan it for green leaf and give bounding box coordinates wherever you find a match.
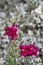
[5,55,17,65]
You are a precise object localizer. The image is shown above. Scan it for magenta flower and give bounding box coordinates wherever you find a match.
[19,44,27,56]
[27,44,39,56]
[5,23,18,40]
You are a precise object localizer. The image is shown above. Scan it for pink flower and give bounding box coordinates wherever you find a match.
[19,44,27,56]
[19,44,39,57]
[27,44,39,56]
[5,23,18,40]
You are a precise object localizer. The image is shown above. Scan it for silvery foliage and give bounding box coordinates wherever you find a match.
[15,0,43,65]
[0,0,43,65]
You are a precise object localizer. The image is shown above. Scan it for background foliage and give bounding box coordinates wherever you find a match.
[0,0,43,65]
